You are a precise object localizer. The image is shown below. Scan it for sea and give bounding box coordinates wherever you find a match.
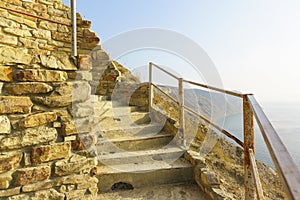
[221,102,300,169]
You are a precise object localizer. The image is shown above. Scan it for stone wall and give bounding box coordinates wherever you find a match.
[0,0,100,199]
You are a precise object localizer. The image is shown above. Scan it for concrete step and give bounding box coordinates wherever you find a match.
[97,146,184,166]
[99,123,165,138]
[96,158,194,193]
[96,183,209,200]
[97,112,151,129]
[96,131,174,151]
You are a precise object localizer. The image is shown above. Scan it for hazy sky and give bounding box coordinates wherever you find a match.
[63,0,300,103]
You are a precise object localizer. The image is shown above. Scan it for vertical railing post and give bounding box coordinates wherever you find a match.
[148,62,153,112]
[71,0,77,57]
[243,94,255,199]
[178,78,186,148]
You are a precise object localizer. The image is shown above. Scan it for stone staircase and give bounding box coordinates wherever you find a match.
[93,96,195,194]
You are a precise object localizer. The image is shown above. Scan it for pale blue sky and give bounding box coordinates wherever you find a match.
[63,0,300,103]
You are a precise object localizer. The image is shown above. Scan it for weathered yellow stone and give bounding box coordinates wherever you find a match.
[3,28,32,37]
[0,66,13,82]
[19,37,39,49]
[19,112,57,128]
[0,46,32,65]
[31,142,71,164]
[0,126,57,150]
[0,18,19,28]
[33,95,72,107]
[7,13,37,28]
[0,96,33,114]
[31,29,51,40]
[52,31,71,42]
[15,69,68,82]
[54,155,97,176]
[32,3,47,14]
[13,166,51,186]
[40,54,77,70]
[4,82,53,95]
[0,33,18,45]
[61,116,77,136]
[0,153,22,174]
[39,43,56,50]
[0,186,20,198]
[39,20,58,31]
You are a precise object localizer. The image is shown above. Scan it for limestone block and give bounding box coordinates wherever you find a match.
[18,38,39,49]
[3,28,32,37]
[0,126,57,150]
[61,116,77,136]
[0,96,33,114]
[22,178,60,192]
[7,194,30,200]
[19,112,57,128]
[65,189,86,200]
[0,33,18,45]
[7,13,37,28]
[13,166,51,186]
[0,187,21,198]
[0,46,32,65]
[48,7,65,17]
[31,29,51,40]
[79,20,92,28]
[33,95,72,107]
[0,66,13,82]
[79,55,92,71]
[33,188,64,199]
[57,24,69,33]
[52,31,71,42]
[39,43,56,51]
[10,188,64,200]
[0,174,12,189]
[39,20,58,31]
[40,54,77,71]
[77,177,98,190]
[4,82,53,95]
[32,3,47,14]
[61,174,90,185]
[0,18,19,28]
[0,116,11,134]
[54,154,97,176]
[31,142,71,164]
[0,153,22,174]
[15,69,68,82]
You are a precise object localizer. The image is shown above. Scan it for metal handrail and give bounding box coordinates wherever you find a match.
[248,95,300,200]
[148,62,300,200]
[0,5,71,26]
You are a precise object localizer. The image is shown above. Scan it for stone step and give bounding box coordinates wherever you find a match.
[96,131,174,151]
[98,123,165,138]
[97,112,151,128]
[97,146,185,166]
[96,158,194,193]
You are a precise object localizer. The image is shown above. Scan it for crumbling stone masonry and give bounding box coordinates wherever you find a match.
[0,0,100,199]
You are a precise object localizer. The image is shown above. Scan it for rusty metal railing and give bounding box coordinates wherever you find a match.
[148,62,300,200]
